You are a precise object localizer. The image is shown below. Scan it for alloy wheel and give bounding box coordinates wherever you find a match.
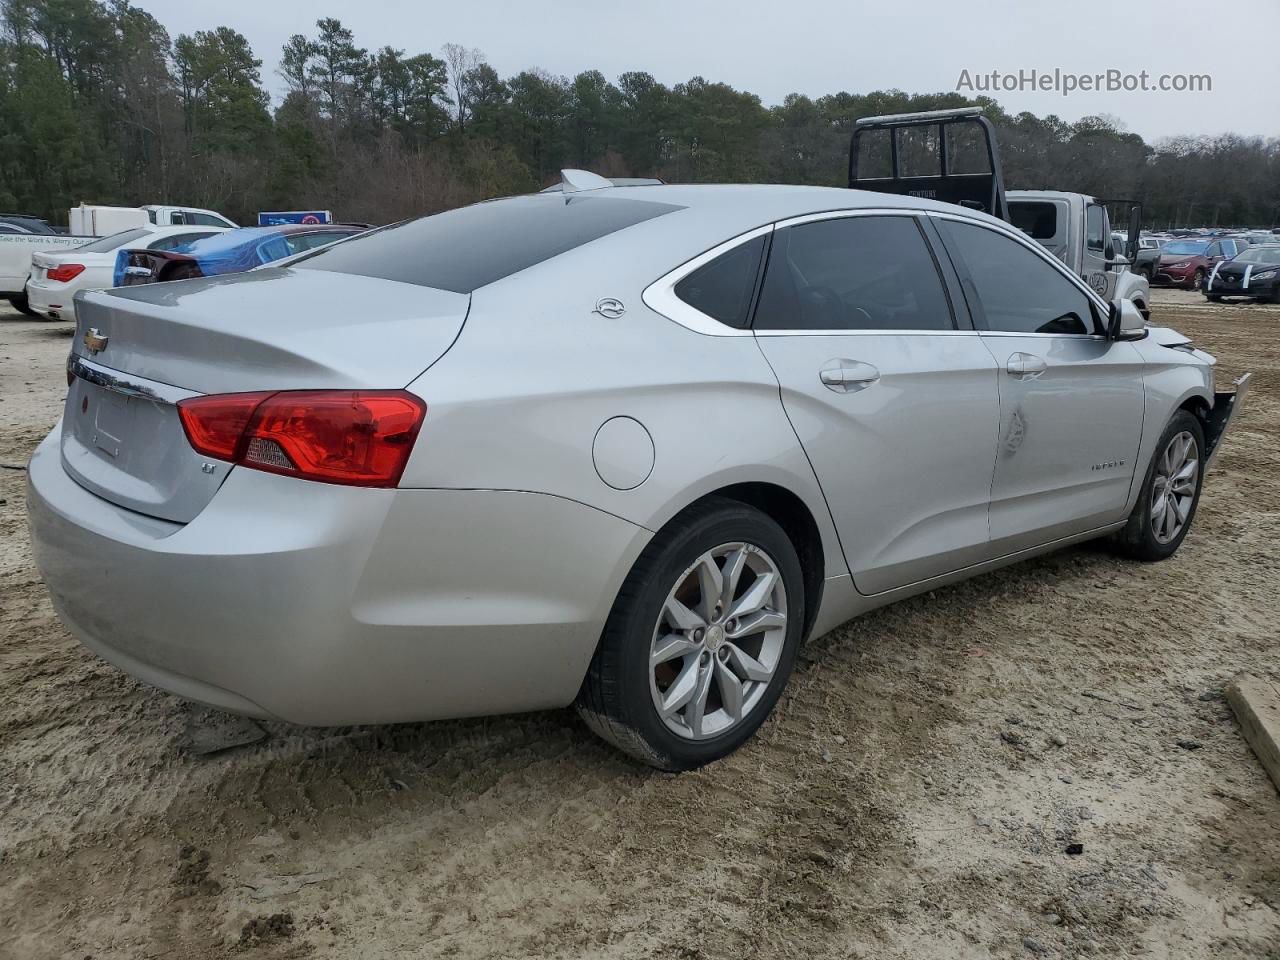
[648,541,788,740]
[1150,431,1199,544]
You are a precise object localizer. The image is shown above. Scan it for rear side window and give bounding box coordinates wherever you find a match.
[754,216,954,331]
[1009,202,1059,241]
[673,235,765,328]
[1085,205,1106,252]
[940,220,1098,335]
[292,194,683,293]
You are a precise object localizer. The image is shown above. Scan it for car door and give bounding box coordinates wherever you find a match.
[1081,202,1114,299]
[1204,241,1225,273]
[751,212,1001,595]
[934,216,1145,552]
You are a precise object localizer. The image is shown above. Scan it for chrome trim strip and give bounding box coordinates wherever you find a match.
[773,207,926,229]
[642,224,773,337]
[753,328,980,338]
[643,208,938,337]
[67,354,196,405]
[977,330,1107,340]
[646,205,1116,339]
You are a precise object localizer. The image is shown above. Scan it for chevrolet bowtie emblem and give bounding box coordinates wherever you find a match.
[83,328,108,353]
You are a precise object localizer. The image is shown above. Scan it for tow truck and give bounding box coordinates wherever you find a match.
[849,107,1151,320]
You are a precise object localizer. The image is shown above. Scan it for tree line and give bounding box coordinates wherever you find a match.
[1,0,1277,229]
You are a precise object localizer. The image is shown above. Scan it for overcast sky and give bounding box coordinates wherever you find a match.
[132,0,1278,142]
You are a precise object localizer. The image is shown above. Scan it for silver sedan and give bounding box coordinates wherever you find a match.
[27,177,1246,769]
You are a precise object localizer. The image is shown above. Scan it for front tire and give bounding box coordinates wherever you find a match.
[1191,269,1205,291]
[577,497,805,770]
[1115,411,1205,562]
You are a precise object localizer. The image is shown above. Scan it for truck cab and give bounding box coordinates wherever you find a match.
[1008,191,1150,319]
[848,108,1150,320]
[141,205,238,229]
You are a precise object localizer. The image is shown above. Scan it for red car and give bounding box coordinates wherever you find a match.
[1151,238,1246,290]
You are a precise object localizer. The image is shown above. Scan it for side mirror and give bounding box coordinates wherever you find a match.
[1104,242,1115,260]
[1108,298,1147,341]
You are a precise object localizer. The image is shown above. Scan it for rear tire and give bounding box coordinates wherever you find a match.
[161,262,202,282]
[7,291,37,316]
[1114,410,1205,562]
[576,496,805,771]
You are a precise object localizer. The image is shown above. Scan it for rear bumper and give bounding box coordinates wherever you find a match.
[25,280,76,320]
[27,424,650,725]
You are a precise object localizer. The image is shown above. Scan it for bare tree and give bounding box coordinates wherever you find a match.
[441,42,482,132]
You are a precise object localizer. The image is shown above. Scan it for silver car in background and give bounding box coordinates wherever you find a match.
[27,174,1247,769]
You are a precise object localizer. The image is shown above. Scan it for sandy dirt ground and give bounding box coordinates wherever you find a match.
[1,287,1278,959]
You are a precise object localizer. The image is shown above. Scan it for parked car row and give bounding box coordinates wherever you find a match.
[115,224,365,288]
[5,220,367,320]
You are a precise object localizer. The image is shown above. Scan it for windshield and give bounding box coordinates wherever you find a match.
[1234,246,1280,266]
[73,228,152,253]
[1163,241,1209,255]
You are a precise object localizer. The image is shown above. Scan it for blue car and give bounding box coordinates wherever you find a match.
[115,223,366,286]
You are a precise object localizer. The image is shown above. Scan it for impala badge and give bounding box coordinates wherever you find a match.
[83,328,108,354]
[593,297,626,319]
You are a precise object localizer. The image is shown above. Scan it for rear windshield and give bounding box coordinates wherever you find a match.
[74,228,152,253]
[291,194,683,293]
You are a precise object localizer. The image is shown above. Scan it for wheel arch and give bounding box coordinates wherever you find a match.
[670,481,827,645]
[1179,392,1211,423]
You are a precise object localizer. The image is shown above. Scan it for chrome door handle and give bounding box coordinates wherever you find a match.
[820,359,880,393]
[1006,352,1047,379]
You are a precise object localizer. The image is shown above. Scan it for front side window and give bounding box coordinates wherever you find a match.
[673,235,765,328]
[754,216,953,332]
[940,220,1099,336]
[1085,205,1106,252]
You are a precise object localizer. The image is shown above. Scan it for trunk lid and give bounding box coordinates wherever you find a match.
[63,267,469,522]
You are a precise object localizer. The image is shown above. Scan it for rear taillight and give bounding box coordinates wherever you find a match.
[47,263,85,283]
[177,390,426,488]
